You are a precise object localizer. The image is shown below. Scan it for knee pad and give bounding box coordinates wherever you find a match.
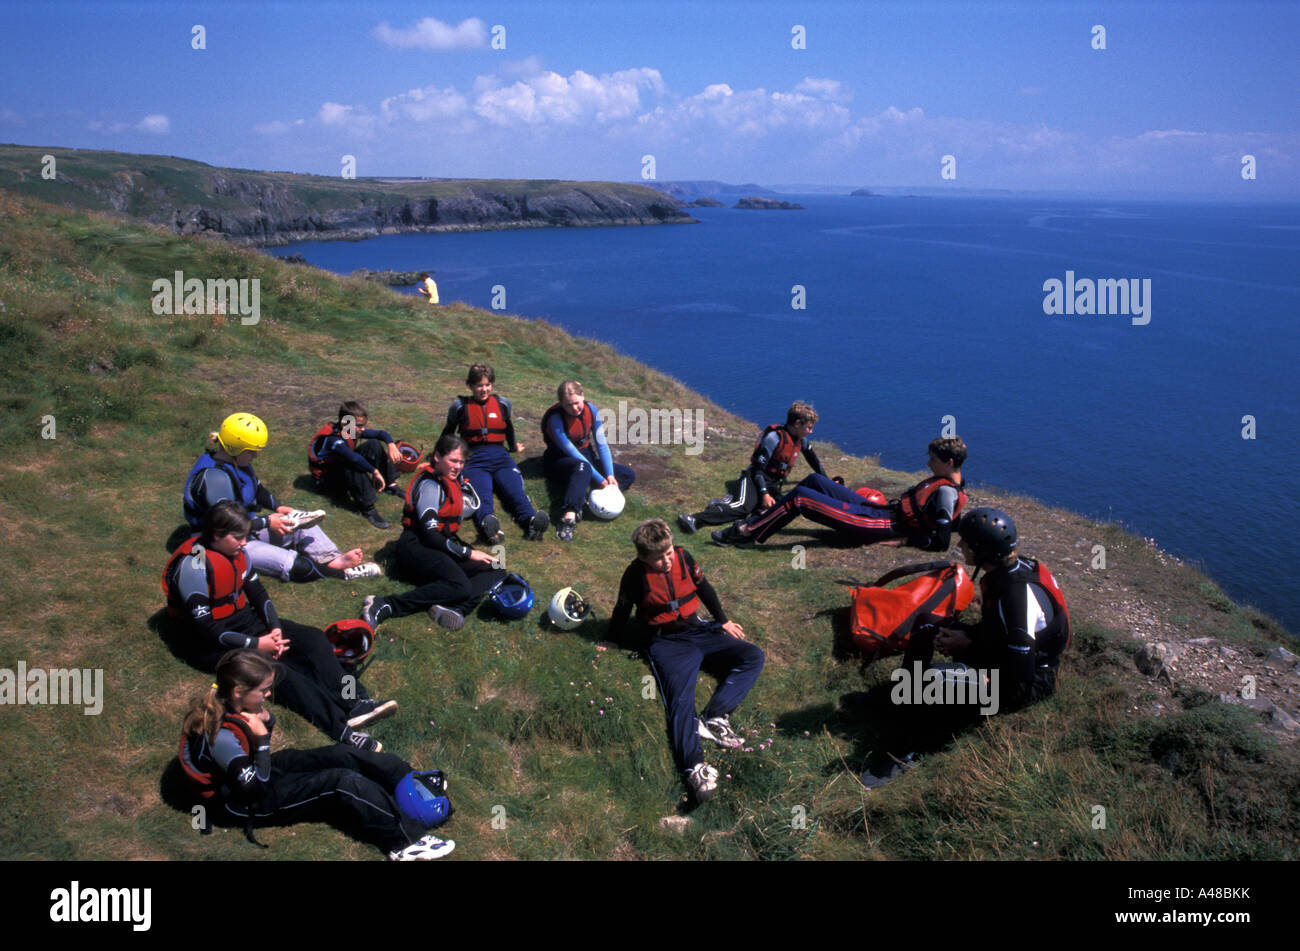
[288,555,327,583]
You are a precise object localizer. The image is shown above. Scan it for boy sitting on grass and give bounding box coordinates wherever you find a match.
[607,518,765,803]
[678,401,823,534]
[713,436,967,552]
[308,400,404,529]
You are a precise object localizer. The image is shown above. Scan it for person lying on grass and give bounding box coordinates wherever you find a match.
[180,648,454,860]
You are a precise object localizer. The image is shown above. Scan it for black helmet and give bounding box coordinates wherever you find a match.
[957,508,1017,562]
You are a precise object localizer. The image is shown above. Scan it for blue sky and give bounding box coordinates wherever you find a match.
[2,0,1297,194]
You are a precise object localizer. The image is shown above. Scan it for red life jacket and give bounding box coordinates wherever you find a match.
[458,395,509,445]
[751,424,800,479]
[161,538,250,620]
[541,402,595,451]
[639,547,703,627]
[307,422,356,482]
[179,713,259,800]
[849,561,975,655]
[401,464,463,533]
[897,476,967,531]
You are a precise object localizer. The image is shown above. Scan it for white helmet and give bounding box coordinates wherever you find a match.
[587,484,625,520]
[460,479,481,516]
[548,587,592,630]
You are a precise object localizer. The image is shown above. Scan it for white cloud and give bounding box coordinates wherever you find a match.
[253,118,305,136]
[373,17,488,51]
[660,83,852,138]
[380,86,470,122]
[795,77,850,103]
[136,114,169,134]
[318,102,356,125]
[474,68,665,126]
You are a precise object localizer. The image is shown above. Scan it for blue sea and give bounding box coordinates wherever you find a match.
[271,195,1300,635]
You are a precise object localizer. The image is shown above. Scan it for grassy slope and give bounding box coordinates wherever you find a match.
[1,191,1296,861]
[0,144,674,224]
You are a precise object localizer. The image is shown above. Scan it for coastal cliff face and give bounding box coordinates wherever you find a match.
[0,146,695,245]
[167,177,695,245]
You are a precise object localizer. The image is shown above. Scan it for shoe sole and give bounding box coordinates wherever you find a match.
[391,838,456,861]
[347,699,399,729]
[526,513,550,539]
[429,605,466,630]
[697,724,744,749]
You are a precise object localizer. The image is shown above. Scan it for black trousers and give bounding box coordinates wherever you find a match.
[220,744,427,853]
[689,470,776,526]
[320,439,398,510]
[386,529,505,618]
[193,618,367,741]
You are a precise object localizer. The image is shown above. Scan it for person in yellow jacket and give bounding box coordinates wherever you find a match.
[417,272,439,305]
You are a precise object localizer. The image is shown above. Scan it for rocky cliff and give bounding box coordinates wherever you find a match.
[0,146,696,245]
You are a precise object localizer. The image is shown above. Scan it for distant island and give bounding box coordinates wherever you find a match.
[850,188,880,197]
[0,145,695,246]
[680,197,724,208]
[734,196,804,210]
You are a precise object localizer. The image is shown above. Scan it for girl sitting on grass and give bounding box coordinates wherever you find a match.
[180,649,455,861]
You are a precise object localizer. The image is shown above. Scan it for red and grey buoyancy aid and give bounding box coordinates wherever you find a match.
[458,395,509,445]
[401,464,464,533]
[179,713,260,800]
[162,537,250,620]
[751,424,800,480]
[541,402,595,451]
[897,476,967,531]
[307,422,356,482]
[639,547,703,627]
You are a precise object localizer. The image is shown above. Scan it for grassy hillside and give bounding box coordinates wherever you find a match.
[1,190,1296,861]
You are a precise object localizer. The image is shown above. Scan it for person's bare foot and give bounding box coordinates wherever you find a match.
[327,548,365,571]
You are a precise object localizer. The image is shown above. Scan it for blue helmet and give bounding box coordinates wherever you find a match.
[487,572,534,619]
[395,770,453,829]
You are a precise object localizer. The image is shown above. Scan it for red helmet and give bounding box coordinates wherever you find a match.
[394,442,423,473]
[324,619,375,665]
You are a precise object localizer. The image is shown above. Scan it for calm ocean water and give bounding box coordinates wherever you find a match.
[272,195,1300,635]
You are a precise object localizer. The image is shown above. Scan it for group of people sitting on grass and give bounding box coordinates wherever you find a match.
[163,376,1070,856]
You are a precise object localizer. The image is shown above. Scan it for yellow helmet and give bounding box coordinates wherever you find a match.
[216,413,269,455]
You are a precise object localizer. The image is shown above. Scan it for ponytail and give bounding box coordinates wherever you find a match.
[181,649,277,743]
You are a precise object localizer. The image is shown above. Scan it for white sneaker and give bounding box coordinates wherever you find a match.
[686,762,719,802]
[389,833,456,861]
[281,509,327,531]
[343,562,383,581]
[697,715,744,749]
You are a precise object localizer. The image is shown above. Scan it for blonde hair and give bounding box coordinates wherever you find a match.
[557,380,584,401]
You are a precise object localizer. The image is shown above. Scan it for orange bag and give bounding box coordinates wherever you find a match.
[849,561,974,655]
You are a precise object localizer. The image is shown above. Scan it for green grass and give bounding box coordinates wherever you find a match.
[1,188,1297,861]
